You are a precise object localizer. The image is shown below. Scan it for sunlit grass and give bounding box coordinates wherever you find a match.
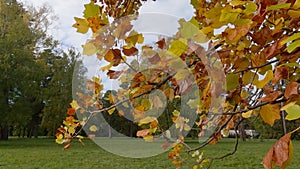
[0,138,299,169]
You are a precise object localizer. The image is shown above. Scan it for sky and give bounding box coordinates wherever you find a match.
[18,0,195,90]
[19,0,195,51]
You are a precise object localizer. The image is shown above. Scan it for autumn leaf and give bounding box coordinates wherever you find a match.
[70,100,80,110]
[281,102,300,121]
[272,66,288,85]
[156,38,166,49]
[107,107,115,115]
[67,108,76,116]
[107,70,123,79]
[138,116,156,126]
[167,39,188,56]
[72,17,89,34]
[82,42,97,56]
[254,70,273,89]
[83,2,100,19]
[258,91,282,102]
[89,125,98,132]
[226,73,239,90]
[242,110,253,118]
[260,104,280,126]
[122,46,138,56]
[284,82,299,99]
[104,49,122,66]
[266,3,291,11]
[63,143,71,150]
[262,133,293,169]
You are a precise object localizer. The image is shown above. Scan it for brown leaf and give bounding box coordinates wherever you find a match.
[264,41,284,60]
[104,49,122,66]
[251,27,272,46]
[258,91,282,102]
[262,133,293,169]
[284,82,299,99]
[148,53,161,64]
[67,108,76,116]
[107,70,123,79]
[122,46,138,56]
[156,38,166,49]
[272,66,289,85]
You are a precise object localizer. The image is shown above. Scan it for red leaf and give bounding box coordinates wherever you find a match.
[284,82,299,99]
[156,38,166,49]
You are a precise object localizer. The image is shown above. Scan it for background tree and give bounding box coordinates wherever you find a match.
[0,0,83,140]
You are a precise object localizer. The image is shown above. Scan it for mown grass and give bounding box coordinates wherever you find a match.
[0,137,299,169]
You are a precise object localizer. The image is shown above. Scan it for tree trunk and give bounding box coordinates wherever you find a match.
[0,124,9,140]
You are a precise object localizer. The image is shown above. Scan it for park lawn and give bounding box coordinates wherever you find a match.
[0,138,299,169]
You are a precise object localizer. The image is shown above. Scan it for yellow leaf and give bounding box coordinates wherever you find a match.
[70,100,80,110]
[138,116,156,126]
[143,135,154,142]
[167,39,188,56]
[253,70,273,89]
[141,99,151,110]
[68,127,75,135]
[89,125,98,132]
[288,9,300,18]
[260,104,280,126]
[242,110,253,118]
[107,107,115,115]
[72,17,89,34]
[82,42,97,56]
[293,0,300,8]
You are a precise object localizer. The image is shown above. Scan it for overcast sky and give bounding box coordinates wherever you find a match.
[19,0,195,51]
[18,0,195,89]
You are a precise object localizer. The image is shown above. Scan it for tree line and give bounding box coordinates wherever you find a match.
[0,0,85,140]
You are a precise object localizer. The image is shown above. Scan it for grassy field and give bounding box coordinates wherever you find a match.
[0,138,299,169]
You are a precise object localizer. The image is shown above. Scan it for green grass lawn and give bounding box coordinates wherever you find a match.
[0,138,299,169]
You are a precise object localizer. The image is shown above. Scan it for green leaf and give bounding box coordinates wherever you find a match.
[220,6,242,23]
[179,19,199,39]
[226,73,239,90]
[287,39,300,53]
[281,102,300,121]
[167,39,188,56]
[244,2,257,15]
[267,3,291,11]
[83,2,100,19]
[280,33,300,45]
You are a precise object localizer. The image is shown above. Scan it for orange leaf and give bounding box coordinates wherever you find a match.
[104,49,121,66]
[284,82,299,99]
[63,143,71,150]
[260,104,280,126]
[262,133,293,169]
[136,129,149,137]
[258,91,282,102]
[67,108,76,115]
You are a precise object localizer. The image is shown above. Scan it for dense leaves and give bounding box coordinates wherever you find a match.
[57,0,300,168]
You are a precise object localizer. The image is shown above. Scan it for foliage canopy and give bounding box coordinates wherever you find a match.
[57,0,300,168]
